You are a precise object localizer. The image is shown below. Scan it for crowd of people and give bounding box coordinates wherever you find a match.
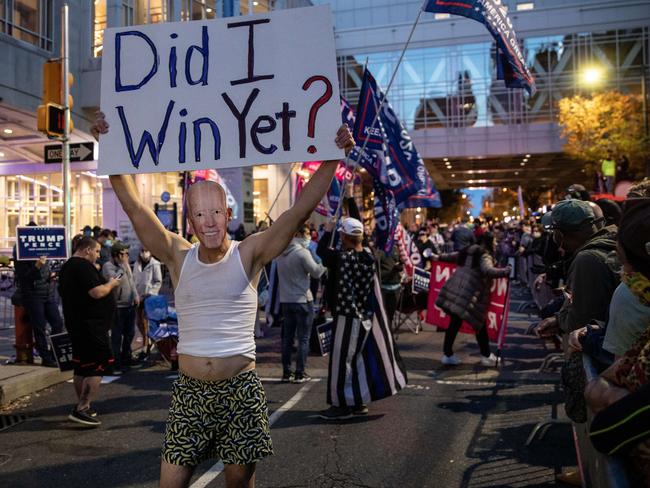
[10,117,650,487]
[259,179,650,483]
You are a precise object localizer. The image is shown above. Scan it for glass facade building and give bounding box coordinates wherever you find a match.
[336,28,648,130]
[322,0,650,189]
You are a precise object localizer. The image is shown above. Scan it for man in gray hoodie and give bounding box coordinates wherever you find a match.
[102,241,139,372]
[276,225,326,383]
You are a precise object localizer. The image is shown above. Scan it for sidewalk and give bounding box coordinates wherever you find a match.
[0,325,72,407]
[1,286,559,408]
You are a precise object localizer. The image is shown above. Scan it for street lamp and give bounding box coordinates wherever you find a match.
[580,65,604,87]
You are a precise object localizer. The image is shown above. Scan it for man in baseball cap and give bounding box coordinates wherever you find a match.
[536,199,620,340]
[317,214,406,420]
[340,217,364,237]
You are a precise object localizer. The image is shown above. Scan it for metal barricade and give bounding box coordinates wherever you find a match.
[575,354,631,488]
[0,266,15,331]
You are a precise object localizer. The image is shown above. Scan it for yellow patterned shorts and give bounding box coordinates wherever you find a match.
[162,370,273,466]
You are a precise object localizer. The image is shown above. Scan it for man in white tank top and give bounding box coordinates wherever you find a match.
[92,112,354,488]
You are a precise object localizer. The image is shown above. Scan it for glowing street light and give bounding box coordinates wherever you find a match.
[580,65,604,87]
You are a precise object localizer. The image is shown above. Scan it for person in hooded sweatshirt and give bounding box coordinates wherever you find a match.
[275,224,326,383]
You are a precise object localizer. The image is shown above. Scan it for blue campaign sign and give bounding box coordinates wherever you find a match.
[16,226,68,260]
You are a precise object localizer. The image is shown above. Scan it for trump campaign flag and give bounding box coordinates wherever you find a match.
[373,181,399,253]
[352,69,426,205]
[399,169,442,209]
[423,0,535,95]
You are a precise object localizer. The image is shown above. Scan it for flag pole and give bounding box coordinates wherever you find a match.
[328,8,424,247]
[265,162,298,221]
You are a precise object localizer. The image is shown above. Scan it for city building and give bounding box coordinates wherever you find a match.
[324,0,650,191]
[0,0,304,252]
[1,0,649,252]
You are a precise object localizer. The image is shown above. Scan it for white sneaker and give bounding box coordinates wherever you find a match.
[441,354,461,366]
[480,353,498,367]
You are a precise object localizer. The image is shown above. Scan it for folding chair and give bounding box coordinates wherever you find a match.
[393,284,427,335]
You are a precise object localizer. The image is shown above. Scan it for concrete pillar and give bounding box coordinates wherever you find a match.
[107,0,122,28]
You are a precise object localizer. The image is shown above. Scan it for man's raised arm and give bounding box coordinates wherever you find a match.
[108,174,187,265]
[241,125,355,276]
[93,112,187,265]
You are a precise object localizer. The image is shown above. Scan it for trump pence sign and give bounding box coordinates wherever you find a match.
[98,5,343,175]
[16,226,68,260]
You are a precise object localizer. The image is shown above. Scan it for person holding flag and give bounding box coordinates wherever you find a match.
[317,213,407,420]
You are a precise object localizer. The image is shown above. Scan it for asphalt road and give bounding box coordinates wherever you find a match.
[0,297,576,488]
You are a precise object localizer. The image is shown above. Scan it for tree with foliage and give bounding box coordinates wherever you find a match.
[558,91,648,178]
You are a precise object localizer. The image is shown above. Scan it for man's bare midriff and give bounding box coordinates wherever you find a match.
[179,354,255,382]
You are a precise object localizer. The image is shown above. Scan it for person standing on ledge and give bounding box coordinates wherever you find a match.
[92,112,355,488]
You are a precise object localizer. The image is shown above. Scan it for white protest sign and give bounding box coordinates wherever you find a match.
[98,5,343,175]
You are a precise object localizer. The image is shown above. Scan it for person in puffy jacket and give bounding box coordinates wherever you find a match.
[435,232,511,367]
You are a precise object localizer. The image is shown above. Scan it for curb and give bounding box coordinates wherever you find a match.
[0,365,73,407]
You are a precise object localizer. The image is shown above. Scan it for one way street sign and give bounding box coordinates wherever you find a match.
[44,142,95,164]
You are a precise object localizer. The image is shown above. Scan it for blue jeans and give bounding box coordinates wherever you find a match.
[281,302,314,375]
[112,305,136,367]
[22,295,64,360]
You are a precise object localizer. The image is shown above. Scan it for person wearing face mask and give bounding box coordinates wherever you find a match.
[102,241,139,373]
[536,200,620,343]
[96,229,113,267]
[275,225,326,383]
[133,247,162,360]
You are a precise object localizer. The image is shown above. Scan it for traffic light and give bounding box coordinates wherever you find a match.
[37,60,74,138]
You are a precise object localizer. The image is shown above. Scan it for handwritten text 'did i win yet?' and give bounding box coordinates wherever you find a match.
[98,5,343,175]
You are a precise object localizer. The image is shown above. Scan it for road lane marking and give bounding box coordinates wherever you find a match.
[189,379,321,488]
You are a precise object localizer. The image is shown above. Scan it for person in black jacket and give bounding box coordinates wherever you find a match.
[435,232,511,367]
[13,225,64,367]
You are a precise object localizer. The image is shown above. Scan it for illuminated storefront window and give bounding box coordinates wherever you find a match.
[182,0,217,21]
[240,0,270,15]
[0,170,187,250]
[253,176,268,225]
[136,0,170,24]
[0,173,103,250]
[93,0,106,57]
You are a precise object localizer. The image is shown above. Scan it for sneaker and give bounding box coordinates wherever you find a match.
[281,372,294,383]
[86,408,98,418]
[352,404,369,416]
[68,408,101,427]
[480,353,498,367]
[318,406,353,420]
[291,373,311,384]
[137,351,149,362]
[441,354,461,366]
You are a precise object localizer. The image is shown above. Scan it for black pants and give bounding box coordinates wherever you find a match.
[381,287,400,330]
[443,314,490,357]
[22,296,64,360]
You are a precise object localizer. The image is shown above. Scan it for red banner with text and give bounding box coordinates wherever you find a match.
[426,262,510,345]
